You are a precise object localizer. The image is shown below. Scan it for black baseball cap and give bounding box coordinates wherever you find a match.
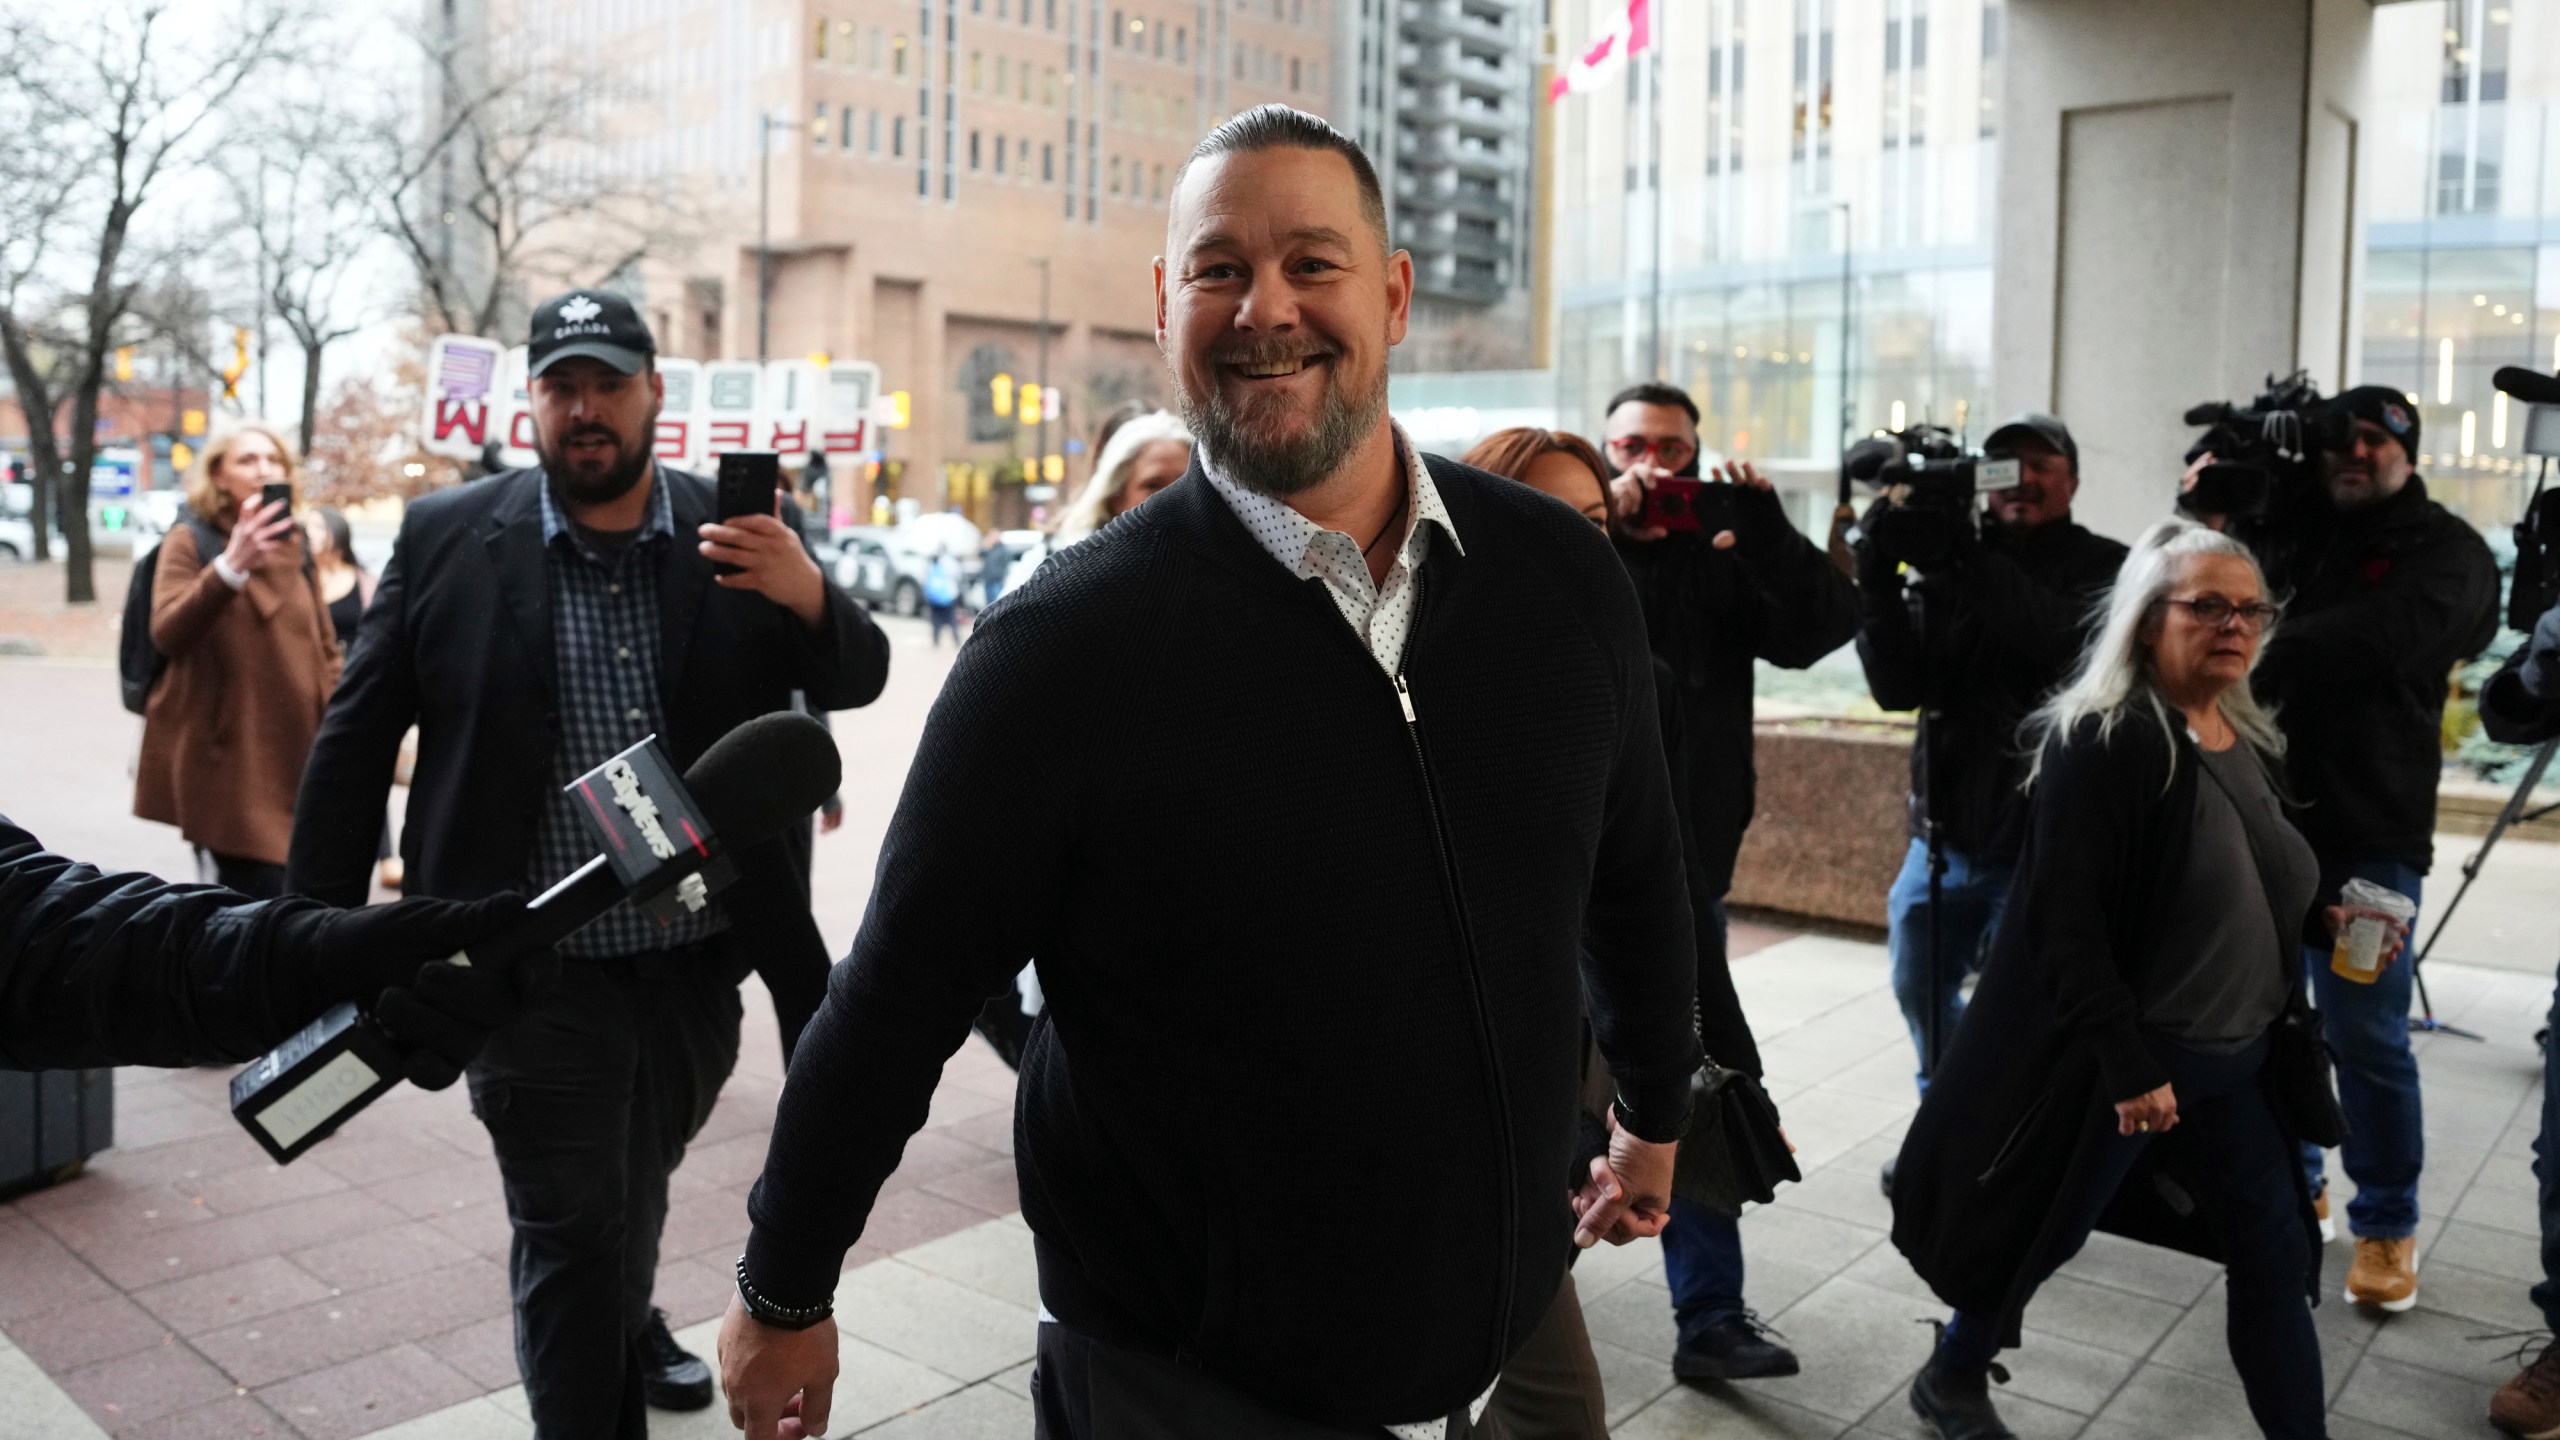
[2333,385,2421,460]
[1982,412,2078,470]
[527,290,655,378]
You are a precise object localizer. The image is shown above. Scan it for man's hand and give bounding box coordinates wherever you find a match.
[2323,904,2409,970]
[2114,1083,2179,1137]
[303,892,558,1090]
[2178,452,2231,533]
[719,1297,839,1440]
[1569,1109,1676,1247]
[1607,462,1673,543]
[701,515,828,629]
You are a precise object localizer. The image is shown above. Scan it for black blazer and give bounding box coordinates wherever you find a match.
[286,467,890,977]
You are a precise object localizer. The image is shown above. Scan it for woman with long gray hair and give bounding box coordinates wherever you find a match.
[1889,518,2379,1440]
[1051,410,1192,543]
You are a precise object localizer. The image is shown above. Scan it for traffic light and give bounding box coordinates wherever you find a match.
[113,347,134,382]
[170,441,194,472]
[1042,453,1064,482]
[181,408,206,437]
[990,372,1014,418]
[220,327,250,399]
[886,390,912,429]
[1019,383,1043,426]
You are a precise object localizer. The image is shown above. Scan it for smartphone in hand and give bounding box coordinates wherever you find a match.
[714,452,782,576]
[260,482,294,517]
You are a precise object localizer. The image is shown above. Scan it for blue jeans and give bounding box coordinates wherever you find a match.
[2299,858,2426,1240]
[1663,898,1751,1346]
[1662,1199,1748,1346]
[2532,967,2560,1330]
[1886,837,2014,1091]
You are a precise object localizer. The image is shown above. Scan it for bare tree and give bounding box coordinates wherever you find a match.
[0,1,301,602]
[221,102,380,457]
[367,13,693,341]
[0,29,92,563]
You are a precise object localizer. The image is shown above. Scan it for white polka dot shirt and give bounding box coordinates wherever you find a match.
[1200,423,1465,677]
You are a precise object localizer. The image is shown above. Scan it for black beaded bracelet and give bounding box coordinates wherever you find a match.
[735,1254,834,1331]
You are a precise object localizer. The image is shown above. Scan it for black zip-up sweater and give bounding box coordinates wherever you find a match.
[743,458,1703,1426]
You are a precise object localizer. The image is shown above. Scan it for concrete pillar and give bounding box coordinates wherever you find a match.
[1992,0,2372,541]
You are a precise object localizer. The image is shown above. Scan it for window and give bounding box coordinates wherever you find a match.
[1150,162,1162,199]
[1289,55,1299,91]
[1047,0,1057,29]
[970,51,982,91]
[1043,66,1056,106]
[1112,9,1123,45]
[814,16,828,58]
[1110,156,1122,194]
[1043,141,1054,181]
[893,114,907,156]
[1111,82,1123,120]
[869,110,881,153]
[812,100,829,146]
[1153,18,1164,56]
[893,33,908,75]
[995,135,1007,173]
[970,129,981,170]
[870,27,884,71]
[1175,26,1186,61]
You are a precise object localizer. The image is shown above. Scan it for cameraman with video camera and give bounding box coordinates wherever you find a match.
[1603,381,1859,1385]
[2186,385,2499,1313]
[1853,414,2128,1097]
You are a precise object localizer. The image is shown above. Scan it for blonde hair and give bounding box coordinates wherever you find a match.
[186,421,302,523]
[1056,411,1192,541]
[2020,517,2285,789]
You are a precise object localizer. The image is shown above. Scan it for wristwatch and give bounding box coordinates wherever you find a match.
[734,1255,833,1331]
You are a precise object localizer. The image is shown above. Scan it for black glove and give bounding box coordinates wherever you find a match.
[288,893,556,1090]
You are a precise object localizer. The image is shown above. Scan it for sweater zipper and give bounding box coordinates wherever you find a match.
[1388,575,1521,1379]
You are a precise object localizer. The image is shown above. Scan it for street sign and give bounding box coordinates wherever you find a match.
[421,334,507,460]
[655,358,703,470]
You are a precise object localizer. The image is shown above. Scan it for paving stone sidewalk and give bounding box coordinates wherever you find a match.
[8,927,2549,1440]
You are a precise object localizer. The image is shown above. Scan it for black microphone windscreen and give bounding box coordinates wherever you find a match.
[1842,437,1900,482]
[2495,367,2560,405]
[2183,402,2233,427]
[682,712,843,850]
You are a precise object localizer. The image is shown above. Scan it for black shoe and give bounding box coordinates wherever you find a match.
[1909,1353,2016,1440]
[640,1307,714,1411]
[1673,1313,1801,1383]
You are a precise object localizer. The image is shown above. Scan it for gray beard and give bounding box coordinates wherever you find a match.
[1174,360,1384,498]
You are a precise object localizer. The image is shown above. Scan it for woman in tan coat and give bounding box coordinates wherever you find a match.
[133,422,341,896]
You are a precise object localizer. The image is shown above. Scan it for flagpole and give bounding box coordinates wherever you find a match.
[1647,24,1664,380]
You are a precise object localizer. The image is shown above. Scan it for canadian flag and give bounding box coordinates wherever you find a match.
[1548,0,1653,103]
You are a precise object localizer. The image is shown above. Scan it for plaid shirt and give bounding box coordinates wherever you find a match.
[530,472,724,956]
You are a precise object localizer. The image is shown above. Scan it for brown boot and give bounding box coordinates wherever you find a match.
[2345,1235,2418,1312]
[2492,1336,2560,1438]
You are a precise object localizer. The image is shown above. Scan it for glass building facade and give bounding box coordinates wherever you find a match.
[2361,0,2560,533]
[1549,0,2003,488]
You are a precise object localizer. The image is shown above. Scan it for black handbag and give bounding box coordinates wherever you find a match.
[2267,1002,2350,1149]
[1670,1061,1802,1216]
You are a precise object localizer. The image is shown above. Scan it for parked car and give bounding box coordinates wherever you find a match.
[0,514,31,561]
[830,530,918,616]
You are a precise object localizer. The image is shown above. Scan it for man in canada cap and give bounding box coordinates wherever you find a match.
[289,290,889,1438]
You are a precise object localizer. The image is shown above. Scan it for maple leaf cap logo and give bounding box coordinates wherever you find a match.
[558,295,602,323]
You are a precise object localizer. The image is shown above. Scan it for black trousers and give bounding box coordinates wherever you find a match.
[467,941,743,1440]
[1033,1323,1477,1440]
[197,848,286,898]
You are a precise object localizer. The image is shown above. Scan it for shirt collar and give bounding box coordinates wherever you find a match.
[1201,422,1465,577]
[538,464,675,550]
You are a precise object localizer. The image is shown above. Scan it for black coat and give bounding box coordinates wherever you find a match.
[2481,597,2560,747]
[1889,715,2323,1340]
[743,460,1704,1427]
[2252,476,2498,881]
[286,467,890,983]
[0,814,297,1069]
[1615,484,1861,897]
[1856,518,2127,862]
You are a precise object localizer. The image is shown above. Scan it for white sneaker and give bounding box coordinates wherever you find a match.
[2314,1184,2336,1244]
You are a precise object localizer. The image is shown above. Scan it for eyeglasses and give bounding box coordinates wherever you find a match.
[1606,435,1697,467]
[2162,596,2283,631]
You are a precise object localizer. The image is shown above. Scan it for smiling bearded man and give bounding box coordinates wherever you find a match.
[718,105,1703,1440]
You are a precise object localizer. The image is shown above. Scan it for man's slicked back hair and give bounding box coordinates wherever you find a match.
[1175,104,1390,252]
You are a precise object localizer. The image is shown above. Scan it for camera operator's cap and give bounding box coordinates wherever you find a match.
[1981,412,2078,469]
[527,290,656,379]
[2334,385,2421,460]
